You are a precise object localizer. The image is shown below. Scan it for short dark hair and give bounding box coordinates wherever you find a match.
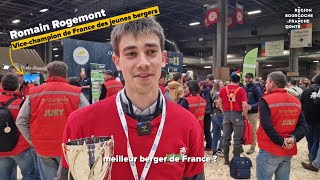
[267,71,287,88]
[2,73,19,91]
[173,72,182,81]
[230,74,240,83]
[186,80,200,95]
[46,61,68,78]
[206,74,214,81]
[312,72,320,84]
[290,79,297,86]
[160,69,167,79]
[67,77,82,87]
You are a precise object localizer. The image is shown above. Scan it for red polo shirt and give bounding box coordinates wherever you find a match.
[62,95,204,180]
[219,84,247,112]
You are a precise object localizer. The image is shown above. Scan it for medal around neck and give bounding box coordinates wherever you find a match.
[62,136,114,180]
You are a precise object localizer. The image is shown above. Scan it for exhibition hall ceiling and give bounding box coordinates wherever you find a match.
[1,0,320,59]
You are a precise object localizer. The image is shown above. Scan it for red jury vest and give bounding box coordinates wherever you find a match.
[29,76,81,156]
[103,78,123,99]
[257,89,301,156]
[185,95,206,133]
[0,91,30,157]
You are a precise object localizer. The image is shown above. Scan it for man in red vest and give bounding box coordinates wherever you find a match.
[0,73,37,179]
[256,71,307,180]
[58,17,205,180]
[16,61,90,179]
[99,70,123,100]
[217,72,248,165]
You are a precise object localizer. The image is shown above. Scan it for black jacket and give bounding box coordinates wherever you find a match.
[300,84,320,129]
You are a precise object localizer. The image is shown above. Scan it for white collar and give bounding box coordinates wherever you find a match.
[120,89,162,116]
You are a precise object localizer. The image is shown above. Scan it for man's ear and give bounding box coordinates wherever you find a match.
[161,50,167,68]
[112,54,122,71]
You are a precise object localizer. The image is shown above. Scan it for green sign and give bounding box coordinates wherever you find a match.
[90,63,105,103]
[242,48,258,80]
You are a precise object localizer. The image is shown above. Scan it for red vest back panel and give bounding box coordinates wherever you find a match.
[186,95,206,133]
[29,77,81,156]
[257,89,301,156]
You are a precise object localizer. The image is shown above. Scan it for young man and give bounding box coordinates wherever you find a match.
[16,61,90,179]
[59,17,204,180]
[256,71,307,180]
[0,73,37,179]
[243,73,262,154]
[217,73,248,165]
[99,70,123,100]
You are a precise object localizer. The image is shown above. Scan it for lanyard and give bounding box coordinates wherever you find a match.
[115,89,166,180]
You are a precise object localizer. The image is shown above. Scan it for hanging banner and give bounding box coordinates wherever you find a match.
[261,40,284,57]
[235,3,244,24]
[90,63,105,103]
[242,48,258,80]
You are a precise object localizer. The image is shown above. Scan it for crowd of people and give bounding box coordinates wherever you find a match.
[0,17,319,180]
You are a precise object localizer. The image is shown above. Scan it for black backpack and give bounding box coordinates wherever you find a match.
[0,97,20,152]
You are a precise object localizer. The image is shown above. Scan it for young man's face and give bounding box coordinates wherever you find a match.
[113,33,166,94]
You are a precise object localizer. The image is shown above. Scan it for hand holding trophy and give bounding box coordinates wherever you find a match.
[62,136,114,180]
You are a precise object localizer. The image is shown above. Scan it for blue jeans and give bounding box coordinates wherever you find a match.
[211,113,223,151]
[256,149,292,180]
[0,147,36,180]
[312,136,320,169]
[37,155,61,180]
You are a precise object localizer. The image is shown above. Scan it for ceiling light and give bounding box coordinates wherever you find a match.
[283,50,290,55]
[12,19,20,24]
[39,8,49,13]
[183,65,187,67]
[204,66,212,69]
[53,48,58,51]
[54,55,59,57]
[313,60,319,63]
[199,38,203,41]
[227,54,234,58]
[247,10,261,15]
[189,22,200,26]
[266,64,272,67]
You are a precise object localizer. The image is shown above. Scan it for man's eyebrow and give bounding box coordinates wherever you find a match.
[123,46,137,51]
[145,43,159,48]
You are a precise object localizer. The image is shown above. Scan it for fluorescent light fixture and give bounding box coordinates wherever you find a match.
[53,48,58,51]
[204,66,212,69]
[39,8,49,13]
[283,50,290,55]
[313,60,319,63]
[227,54,234,58]
[183,65,187,67]
[3,65,10,69]
[266,64,272,67]
[54,55,59,57]
[248,10,261,15]
[12,19,20,24]
[189,22,200,26]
